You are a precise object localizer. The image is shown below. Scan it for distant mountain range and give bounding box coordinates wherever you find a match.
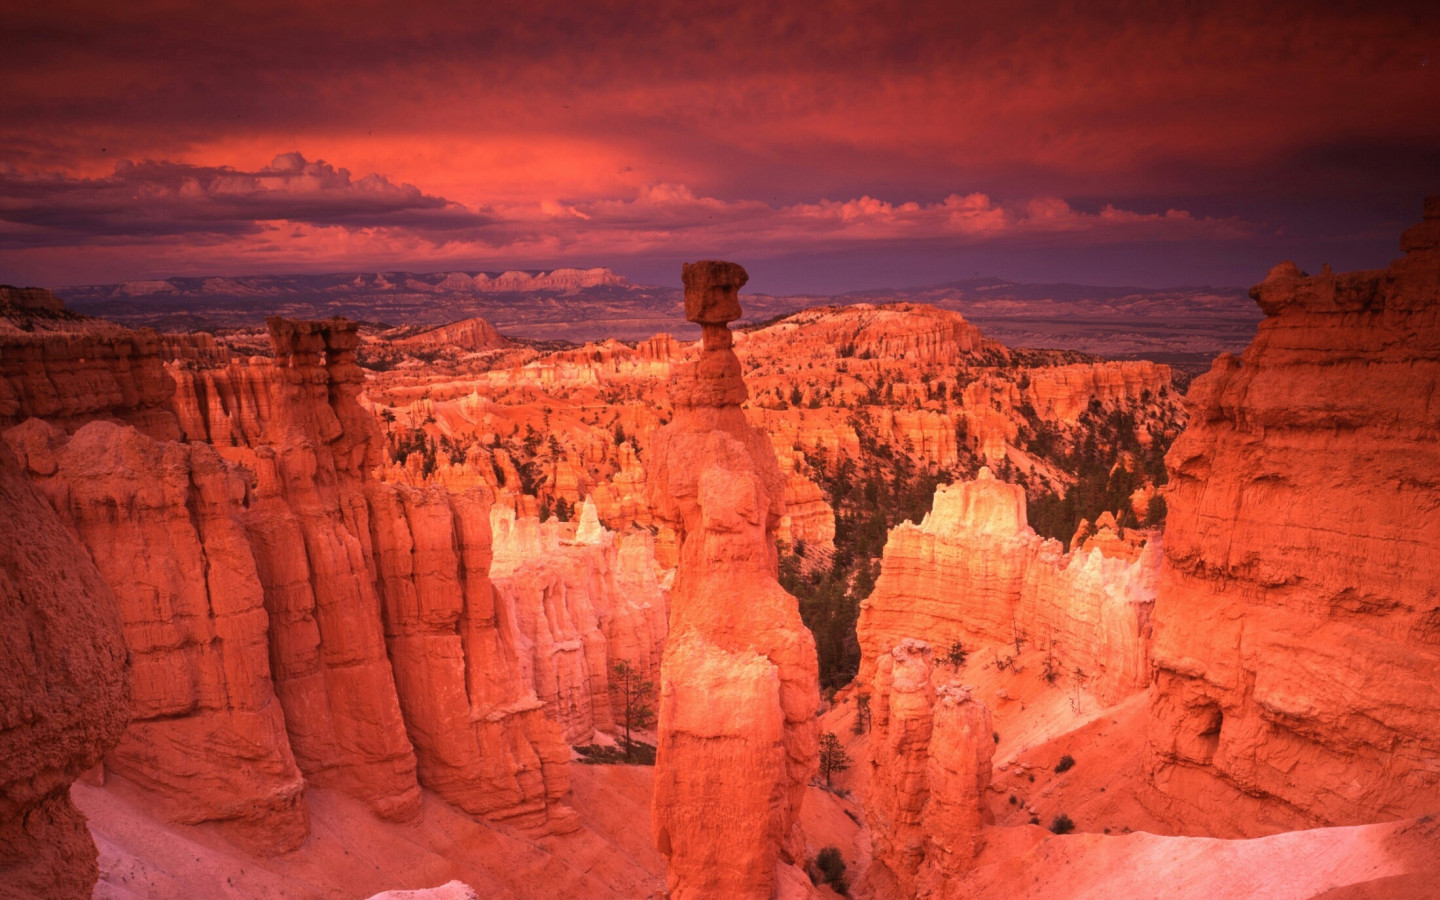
[56,267,1261,365]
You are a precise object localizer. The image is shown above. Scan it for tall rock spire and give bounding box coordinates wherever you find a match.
[647,261,821,898]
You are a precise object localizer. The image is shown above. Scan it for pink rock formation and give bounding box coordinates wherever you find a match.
[1147,198,1440,833]
[646,261,821,898]
[0,285,64,314]
[775,448,837,557]
[863,640,994,900]
[735,302,1001,365]
[367,483,575,831]
[0,442,129,899]
[857,469,1159,706]
[4,316,592,852]
[396,317,511,352]
[6,419,310,853]
[487,499,667,746]
[233,319,421,821]
[1023,361,1174,424]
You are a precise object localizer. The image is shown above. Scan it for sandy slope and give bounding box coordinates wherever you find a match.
[78,766,665,900]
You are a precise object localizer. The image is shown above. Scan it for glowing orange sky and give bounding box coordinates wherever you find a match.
[1,0,1436,291]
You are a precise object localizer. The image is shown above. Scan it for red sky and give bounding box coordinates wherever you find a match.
[1,0,1436,292]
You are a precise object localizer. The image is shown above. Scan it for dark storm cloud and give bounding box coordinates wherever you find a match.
[0,153,492,248]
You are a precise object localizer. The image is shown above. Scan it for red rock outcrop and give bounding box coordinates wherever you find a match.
[646,261,821,899]
[0,285,65,314]
[0,328,184,438]
[1147,198,1440,834]
[396,317,511,352]
[857,469,1159,706]
[735,302,1002,365]
[229,319,421,821]
[4,316,595,853]
[862,640,994,900]
[0,443,129,899]
[367,483,574,831]
[6,419,310,853]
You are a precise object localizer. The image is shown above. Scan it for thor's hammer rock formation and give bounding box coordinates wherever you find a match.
[647,261,821,899]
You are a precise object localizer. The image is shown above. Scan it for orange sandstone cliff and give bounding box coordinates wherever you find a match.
[1147,196,1440,834]
[1,316,601,855]
[646,261,822,899]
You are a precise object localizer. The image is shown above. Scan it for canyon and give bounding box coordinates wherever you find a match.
[2,202,1439,899]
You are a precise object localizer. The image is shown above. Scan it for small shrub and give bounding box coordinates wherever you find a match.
[1054,754,1075,774]
[1050,813,1075,835]
[814,846,848,894]
[944,640,968,669]
[573,741,656,766]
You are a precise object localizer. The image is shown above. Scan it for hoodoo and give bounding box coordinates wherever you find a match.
[647,261,822,898]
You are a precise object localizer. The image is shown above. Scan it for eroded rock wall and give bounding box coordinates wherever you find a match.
[2,316,600,851]
[6,419,310,852]
[367,483,575,830]
[0,328,196,439]
[857,468,1159,707]
[1146,198,1440,834]
[486,498,668,746]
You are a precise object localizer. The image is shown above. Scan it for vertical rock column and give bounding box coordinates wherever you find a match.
[367,482,575,831]
[647,261,821,899]
[863,640,994,900]
[5,418,309,854]
[243,318,420,820]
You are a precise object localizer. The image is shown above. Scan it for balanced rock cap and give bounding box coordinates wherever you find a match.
[682,260,748,325]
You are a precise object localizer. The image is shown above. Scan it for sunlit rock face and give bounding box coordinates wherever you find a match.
[487,498,668,745]
[8,418,312,852]
[647,261,821,899]
[366,483,575,832]
[0,441,129,899]
[861,641,993,900]
[1147,198,1440,835]
[0,327,193,439]
[857,468,1160,707]
[3,316,599,850]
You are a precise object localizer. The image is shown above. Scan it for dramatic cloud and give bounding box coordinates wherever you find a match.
[0,154,490,247]
[0,153,1252,282]
[0,0,1435,286]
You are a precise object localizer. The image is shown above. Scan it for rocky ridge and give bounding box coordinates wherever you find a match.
[861,640,994,900]
[1,315,673,880]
